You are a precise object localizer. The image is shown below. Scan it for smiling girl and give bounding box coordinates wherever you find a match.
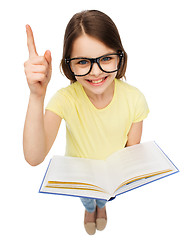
[23,10,149,235]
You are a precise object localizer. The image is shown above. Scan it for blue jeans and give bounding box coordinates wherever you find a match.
[80,197,107,213]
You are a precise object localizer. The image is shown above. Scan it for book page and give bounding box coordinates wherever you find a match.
[42,155,109,194]
[41,186,111,200]
[106,141,176,194]
[115,170,175,197]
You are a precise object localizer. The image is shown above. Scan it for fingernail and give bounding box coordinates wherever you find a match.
[26,24,30,30]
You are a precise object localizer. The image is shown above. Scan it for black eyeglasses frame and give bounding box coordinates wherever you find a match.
[65,50,124,77]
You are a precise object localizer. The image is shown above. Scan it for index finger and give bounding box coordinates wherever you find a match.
[26,24,38,58]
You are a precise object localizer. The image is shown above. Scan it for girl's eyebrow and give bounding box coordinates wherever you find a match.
[71,52,116,59]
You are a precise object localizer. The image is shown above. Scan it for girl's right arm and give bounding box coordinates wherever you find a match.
[23,25,61,166]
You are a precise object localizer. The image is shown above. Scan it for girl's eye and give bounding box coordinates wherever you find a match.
[101,56,112,62]
[77,60,89,65]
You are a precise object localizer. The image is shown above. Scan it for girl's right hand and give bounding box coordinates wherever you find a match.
[24,25,52,98]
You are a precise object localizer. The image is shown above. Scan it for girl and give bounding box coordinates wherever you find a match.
[23,10,149,235]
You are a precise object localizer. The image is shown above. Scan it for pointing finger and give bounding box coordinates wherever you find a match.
[26,24,38,58]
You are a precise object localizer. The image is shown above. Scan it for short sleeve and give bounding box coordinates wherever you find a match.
[133,92,149,122]
[45,91,64,119]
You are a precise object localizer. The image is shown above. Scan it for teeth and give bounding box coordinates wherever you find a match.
[92,79,103,83]
[88,77,106,83]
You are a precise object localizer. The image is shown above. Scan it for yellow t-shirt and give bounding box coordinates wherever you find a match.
[46,78,149,160]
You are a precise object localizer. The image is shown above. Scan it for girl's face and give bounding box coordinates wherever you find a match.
[71,34,118,98]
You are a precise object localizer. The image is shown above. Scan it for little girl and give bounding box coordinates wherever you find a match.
[23,10,149,235]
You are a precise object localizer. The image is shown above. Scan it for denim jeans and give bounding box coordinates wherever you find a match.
[80,197,107,213]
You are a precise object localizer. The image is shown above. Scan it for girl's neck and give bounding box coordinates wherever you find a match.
[83,80,115,109]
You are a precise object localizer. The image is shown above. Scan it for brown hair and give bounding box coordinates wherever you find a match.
[60,10,127,83]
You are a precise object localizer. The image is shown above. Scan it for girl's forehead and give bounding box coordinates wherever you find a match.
[71,34,115,58]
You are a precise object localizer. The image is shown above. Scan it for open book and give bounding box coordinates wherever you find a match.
[39,141,179,201]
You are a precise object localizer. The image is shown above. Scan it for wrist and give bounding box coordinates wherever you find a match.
[28,93,45,112]
[29,92,46,103]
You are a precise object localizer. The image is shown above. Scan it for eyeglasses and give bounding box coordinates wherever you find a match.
[65,51,124,77]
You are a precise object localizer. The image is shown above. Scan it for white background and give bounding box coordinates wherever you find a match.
[0,0,188,239]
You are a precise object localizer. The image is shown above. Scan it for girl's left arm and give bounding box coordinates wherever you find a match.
[126,121,143,147]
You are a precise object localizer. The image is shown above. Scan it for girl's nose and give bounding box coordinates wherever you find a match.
[89,62,102,76]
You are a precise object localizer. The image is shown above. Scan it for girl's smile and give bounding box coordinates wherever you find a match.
[86,76,108,85]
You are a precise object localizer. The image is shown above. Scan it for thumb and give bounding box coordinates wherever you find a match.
[44,50,52,65]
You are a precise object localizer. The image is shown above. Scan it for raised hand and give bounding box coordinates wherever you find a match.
[24,25,52,97]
